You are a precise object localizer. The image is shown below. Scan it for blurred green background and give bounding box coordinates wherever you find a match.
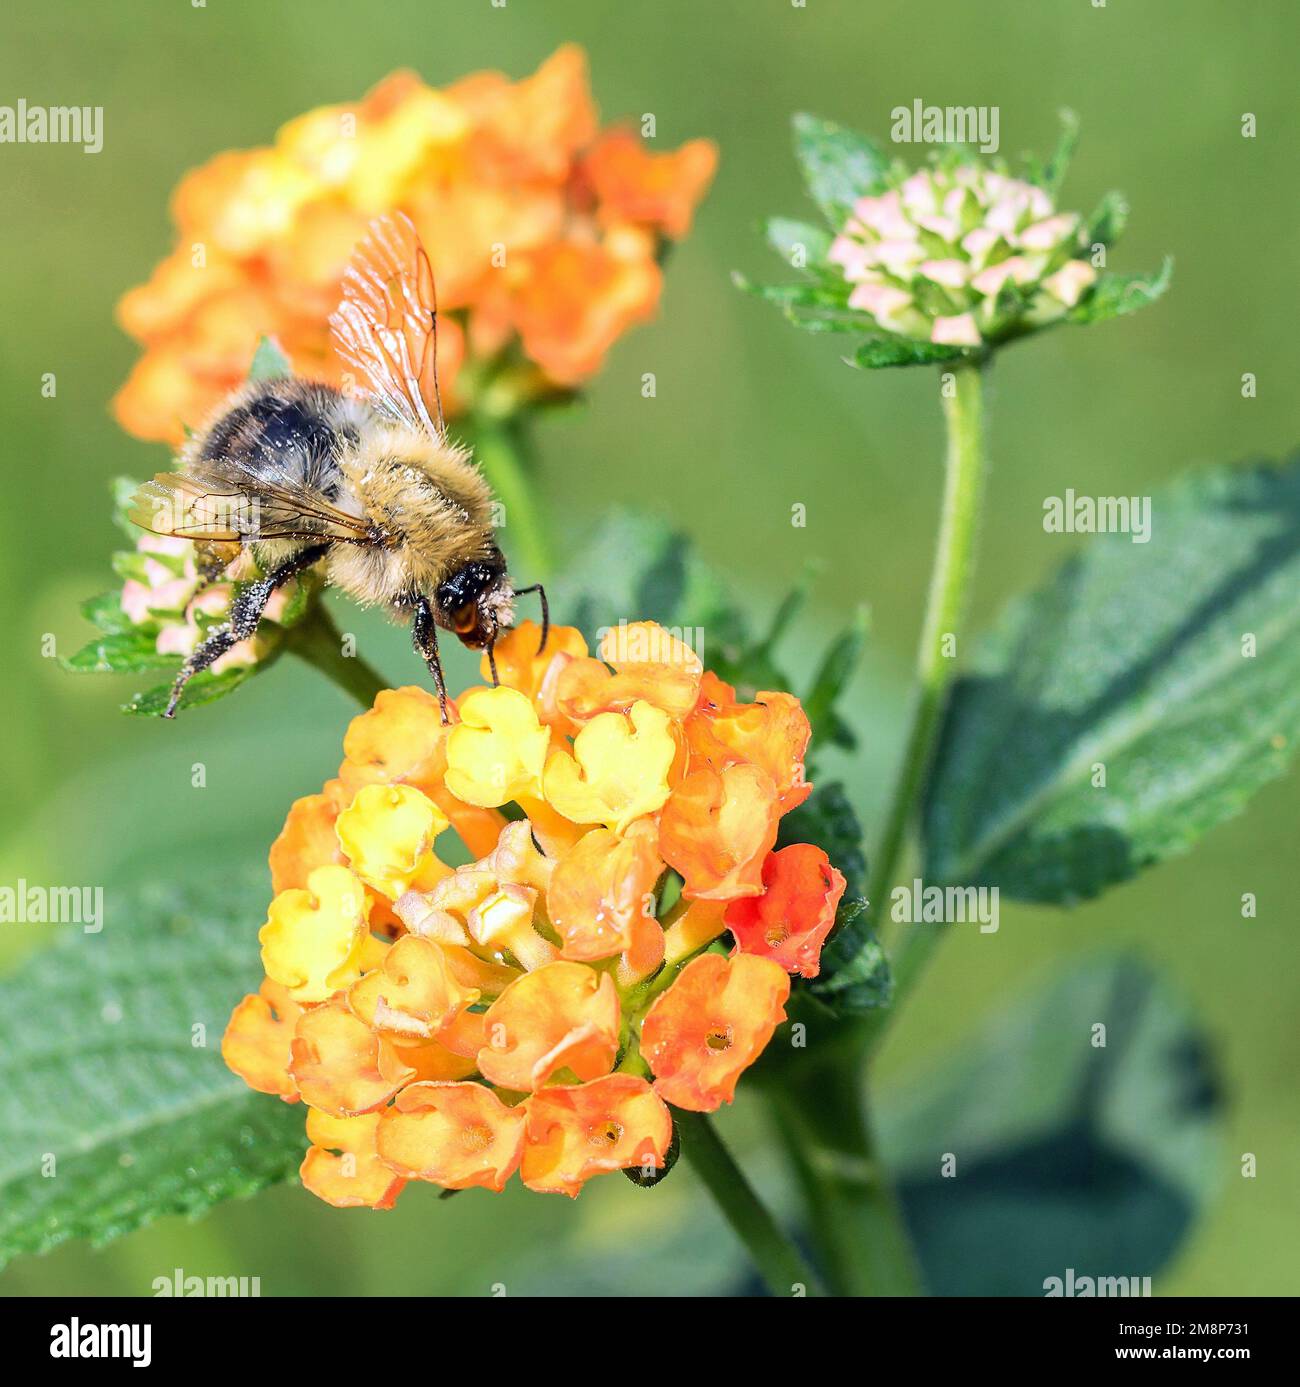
[2,0,1297,1295]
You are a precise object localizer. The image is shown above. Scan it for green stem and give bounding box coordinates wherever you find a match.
[772,1062,922,1296]
[286,601,388,708]
[676,1111,825,1297]
[862,357,990,1041]
[472,416,555,580]
[775,359,990,1294]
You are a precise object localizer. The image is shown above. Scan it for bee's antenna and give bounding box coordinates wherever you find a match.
[515,583,549,655]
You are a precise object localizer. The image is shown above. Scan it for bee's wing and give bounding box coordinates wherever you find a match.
[329,211,445,438]
[130,463,374,545]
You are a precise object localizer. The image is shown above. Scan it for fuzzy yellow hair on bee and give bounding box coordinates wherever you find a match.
[130,213,546,721]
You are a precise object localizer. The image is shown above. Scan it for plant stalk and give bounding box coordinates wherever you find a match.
[772,1061,922,1296]
[775,359,990,1293]
[286,601,388,709]
[862,358,991,1041]
[677,1110,824,1297]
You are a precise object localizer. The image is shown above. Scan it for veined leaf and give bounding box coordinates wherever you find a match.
[879,955,1222,1295]
[550,508,749,665]
[764,216,833,270]
[0,872,304,1267]
[1084,189,1130,248]
[62,630,179,675]
[1070,257,1172,325]
[78,591,135,635]
[123,663,261,717]
[847,337,971,369]
[924,456,1300,902]
[792,112,890,225]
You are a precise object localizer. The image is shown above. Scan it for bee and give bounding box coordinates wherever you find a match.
[130,211,546,721]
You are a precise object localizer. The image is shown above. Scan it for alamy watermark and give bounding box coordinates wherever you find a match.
[0,880,103,932]
[1044,1268,1152,1297]
[890,878,999,933]
[1043,489,1152,543]
[50,1320,150,1367]
[1,99,103,154]
[890,100,999,154]
[597,619,705,664]
[153,1269,261,1297]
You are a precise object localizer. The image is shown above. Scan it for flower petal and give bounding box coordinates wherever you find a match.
[548,819,664,964]
[221,979,303,1100]
[259,864,371,1003]
[301,1109,406,1209]
[543,700,676,833]
[347,934,479,1039]
[724,844,846,978]
[477,960,620,1092]
[657,763,780,900]
[641,953,790,1111]
[520,1074,673,1196]
[445,686,550,807]
[289,996,416,1116]
[377,1081,526,1191]
[685,672,812,814]
[335,783,452,902]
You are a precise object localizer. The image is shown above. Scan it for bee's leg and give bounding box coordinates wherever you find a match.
[485,638,500,687]
[514,583,549,654]
[411,596,450,724]
[163,543,328,719]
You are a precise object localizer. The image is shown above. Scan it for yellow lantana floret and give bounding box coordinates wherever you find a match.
[335,783,451,901]
[543,699,675,833]
[259,864,371,1003]
[444,686,551,807]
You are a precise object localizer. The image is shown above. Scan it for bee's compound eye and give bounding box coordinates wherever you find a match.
[452,603,478,635]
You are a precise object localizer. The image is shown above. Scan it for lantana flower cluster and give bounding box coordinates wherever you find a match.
[223,620,846,1205]
[114,45,716,443]
[829,162,1097,348]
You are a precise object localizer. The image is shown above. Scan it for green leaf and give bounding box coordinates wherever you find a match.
[0,871,305,1267]
[248,334,292,381]
[924,456,1300,902]
[809,900,891,1013]
[1084,189,1129,248]
[764,217,832,270]
[79,591,133,635]
[791,112,890,225]
[1039,108,1080,199]
[1070,257,1172,325]
[847,337,971,369]
[110,475,144,541]
[878,956,1223,1295]
[802,606,868,751]
[123,662,261,717]
[62,630,180,675]
[733,270,856,314]
[551,508,750,665]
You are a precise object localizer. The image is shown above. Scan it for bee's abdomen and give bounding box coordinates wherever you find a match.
[201,381,355,495]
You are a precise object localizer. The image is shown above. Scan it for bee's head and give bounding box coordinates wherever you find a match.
[434,558,514,649]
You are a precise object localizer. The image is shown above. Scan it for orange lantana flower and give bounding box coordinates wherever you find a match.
[113,47,717,444]
[641,953,792,1112]
[725,845,846,979]
[223,618,845,1208]
[521,1074,673,1197]
[377,1081,526,1192]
